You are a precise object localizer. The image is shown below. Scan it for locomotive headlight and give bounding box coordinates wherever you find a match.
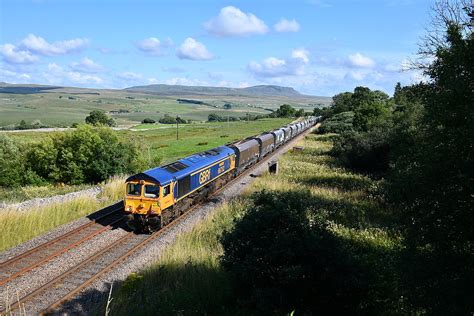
[127,205,133,212]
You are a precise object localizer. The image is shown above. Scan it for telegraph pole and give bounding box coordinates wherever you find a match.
[176,116,179,140]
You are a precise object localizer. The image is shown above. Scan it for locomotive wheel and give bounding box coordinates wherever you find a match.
[146,216,161,233]
[125,214,144,232]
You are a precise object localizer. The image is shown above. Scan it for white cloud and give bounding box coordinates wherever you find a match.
[135,37,173,55]
[70,57,104,73]
[0,67,32,83]
[176,38,214,61]
[274,18,300,33]
[0,43,38,64]
[291,48,309,63]
[44,63,103,85]
[204,6,268,37]
[21,34,89,56]
[136,37,162,55]
[67,72,103,84]
[248,48,309,77]
[348,53,375,68]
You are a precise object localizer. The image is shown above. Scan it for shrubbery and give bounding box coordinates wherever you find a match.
[85,110,116,127]
[221,190,370,314]
[0,125,147,187]
[318,111,354,134]
[207,113,239,122]
[331,129,391,173]
[141,118,156,124]
[159,114,186,124]
[0,134,24,187]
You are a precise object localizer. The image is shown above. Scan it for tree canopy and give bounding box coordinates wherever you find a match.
[85,110,116,127]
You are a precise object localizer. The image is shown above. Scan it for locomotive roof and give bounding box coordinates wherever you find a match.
[126,146,234,186]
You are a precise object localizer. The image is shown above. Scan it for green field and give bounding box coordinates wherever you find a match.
[0,84,330,128]
[118,118,293,164]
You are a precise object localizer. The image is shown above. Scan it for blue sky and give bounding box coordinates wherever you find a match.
[0,0,433,96]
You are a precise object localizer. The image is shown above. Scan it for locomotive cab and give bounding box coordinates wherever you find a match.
[124,180,172,232]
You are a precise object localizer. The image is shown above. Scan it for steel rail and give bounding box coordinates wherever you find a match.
[0,203,123,287]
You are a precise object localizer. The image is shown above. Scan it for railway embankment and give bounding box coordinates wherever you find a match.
[97,132,400,315]
[0,124,312,315]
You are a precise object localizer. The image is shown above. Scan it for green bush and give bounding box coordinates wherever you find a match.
[85,110,116,127]
[0,134,23,187]
[353,101,391,132]
[331,129,390,173]
[220,190,369,314]
[158,114,185,124]
[318,111,354,134]
[141,118,156,124]
[26,125,146,185]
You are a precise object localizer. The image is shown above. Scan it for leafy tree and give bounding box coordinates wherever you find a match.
[142,118,156,124]
[275,104,296,117]
[159,114,177,124]
[85,110,116,126]
[0,134,23,187]
[353,101,391,132]
[331,129,391,173]
[176,116,187,124]
[331,92,353,113]
[26,125,146,184]
[318,111,354,134]
[207,113,223,122]
[312,107,331,117]
[295,108,305,117]
[18,120,28,130]
[389,2,474,313]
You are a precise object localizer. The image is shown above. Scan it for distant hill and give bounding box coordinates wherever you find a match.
[125,84,305,97]
[0,82,63,94]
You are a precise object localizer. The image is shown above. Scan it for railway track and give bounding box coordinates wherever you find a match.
[0,203,123,290]
[0,126,315,315]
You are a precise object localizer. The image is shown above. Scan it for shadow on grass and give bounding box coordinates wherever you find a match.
[217,188,402,315]
[302,173,373,192]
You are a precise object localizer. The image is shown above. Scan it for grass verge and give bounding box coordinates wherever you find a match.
[0,176,125,252]
[101,133,401,314]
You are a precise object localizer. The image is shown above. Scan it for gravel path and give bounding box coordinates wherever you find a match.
[0,128,312,315]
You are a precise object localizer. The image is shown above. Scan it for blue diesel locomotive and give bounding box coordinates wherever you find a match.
[124,117,321,232]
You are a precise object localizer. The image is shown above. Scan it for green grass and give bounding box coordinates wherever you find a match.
[101,133,400,314]
[119,118,292,164]
[0,176,125,252]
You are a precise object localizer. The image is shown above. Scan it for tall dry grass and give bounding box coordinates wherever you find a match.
[0,176,127,252]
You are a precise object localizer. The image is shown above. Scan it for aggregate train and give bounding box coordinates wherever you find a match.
[124,117,321,232]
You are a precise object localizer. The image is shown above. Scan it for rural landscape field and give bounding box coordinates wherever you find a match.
[0,82,329,127]
[0,0,472,315]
